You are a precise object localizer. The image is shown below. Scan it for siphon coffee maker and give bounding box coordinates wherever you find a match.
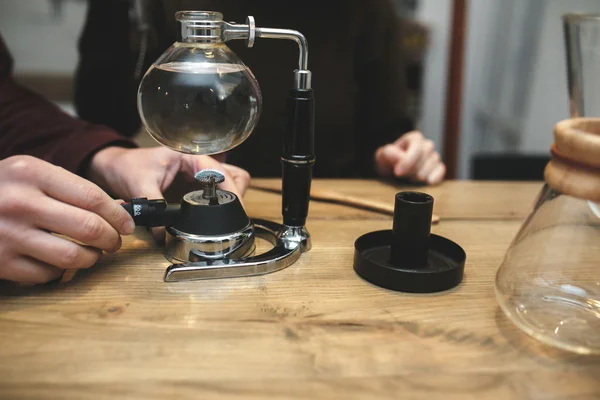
[121,11,314,282]
[495,14,600,354]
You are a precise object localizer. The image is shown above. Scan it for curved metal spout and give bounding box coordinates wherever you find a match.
[222,18,311,89]
[255,28,308,71]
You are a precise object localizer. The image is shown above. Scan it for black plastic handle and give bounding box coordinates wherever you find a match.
[281,88,315,227]
[121,198,180,227]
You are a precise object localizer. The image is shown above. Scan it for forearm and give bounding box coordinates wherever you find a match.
[0,77,136,176]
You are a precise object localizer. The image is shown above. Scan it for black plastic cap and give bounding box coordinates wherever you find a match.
[353,191,466,293]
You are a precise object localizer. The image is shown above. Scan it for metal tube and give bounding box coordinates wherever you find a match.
[221,21,311,89]
[255,28,309,71]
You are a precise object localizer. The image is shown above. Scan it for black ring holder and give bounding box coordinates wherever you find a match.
[353,192,466,293]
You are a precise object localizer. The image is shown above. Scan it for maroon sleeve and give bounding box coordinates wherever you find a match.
[0,32,137,176]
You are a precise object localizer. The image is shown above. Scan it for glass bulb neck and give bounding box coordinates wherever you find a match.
[178,11,225,43]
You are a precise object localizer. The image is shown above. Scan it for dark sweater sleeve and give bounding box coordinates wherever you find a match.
[354,0,415,174]
[0,32,136,176]
[74,0,142,137]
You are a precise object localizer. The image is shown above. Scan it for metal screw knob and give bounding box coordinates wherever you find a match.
[195,169,225,204]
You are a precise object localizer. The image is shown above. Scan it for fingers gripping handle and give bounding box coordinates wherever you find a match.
[121,198,180,227]
[120,169,223,228]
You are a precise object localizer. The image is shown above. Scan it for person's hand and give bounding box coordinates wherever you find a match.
[374,131,446,185]
[88,146,250,202]
[87,146,251,239]
[0,156,135,284]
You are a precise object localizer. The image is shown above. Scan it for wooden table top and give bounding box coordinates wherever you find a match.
[1,179,599,400]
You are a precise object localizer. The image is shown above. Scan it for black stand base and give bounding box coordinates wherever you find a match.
[353,191,466,293]
[353,230,466,293]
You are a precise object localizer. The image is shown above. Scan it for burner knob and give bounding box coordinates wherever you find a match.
[195,169,225,205]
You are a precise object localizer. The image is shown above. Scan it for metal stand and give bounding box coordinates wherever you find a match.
[164,219,309,282]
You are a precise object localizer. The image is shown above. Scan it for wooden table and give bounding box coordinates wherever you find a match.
[1,180,599,400]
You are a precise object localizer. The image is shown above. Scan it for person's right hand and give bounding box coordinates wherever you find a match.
[0,156,135,284]
[374,131,446,185]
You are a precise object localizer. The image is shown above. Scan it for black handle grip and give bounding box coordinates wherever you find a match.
[282,88,315,227]
[121,198,180,227]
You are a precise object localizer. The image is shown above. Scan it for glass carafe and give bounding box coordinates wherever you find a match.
[495,14,600,354]
[137,11,262,155]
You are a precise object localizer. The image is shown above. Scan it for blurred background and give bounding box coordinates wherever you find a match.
[2,0,600,179]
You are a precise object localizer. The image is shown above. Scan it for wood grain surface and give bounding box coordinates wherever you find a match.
[1,180,598,400]
[249,180,442,223]
[248,179,543,221]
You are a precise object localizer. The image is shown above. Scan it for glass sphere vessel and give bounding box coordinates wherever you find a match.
[137,11,262,155]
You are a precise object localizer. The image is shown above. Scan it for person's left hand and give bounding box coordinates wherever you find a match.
[374,131,446,185]
[87,146,251,238]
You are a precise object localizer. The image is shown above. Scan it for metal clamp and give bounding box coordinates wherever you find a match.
[246,16,256,48]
